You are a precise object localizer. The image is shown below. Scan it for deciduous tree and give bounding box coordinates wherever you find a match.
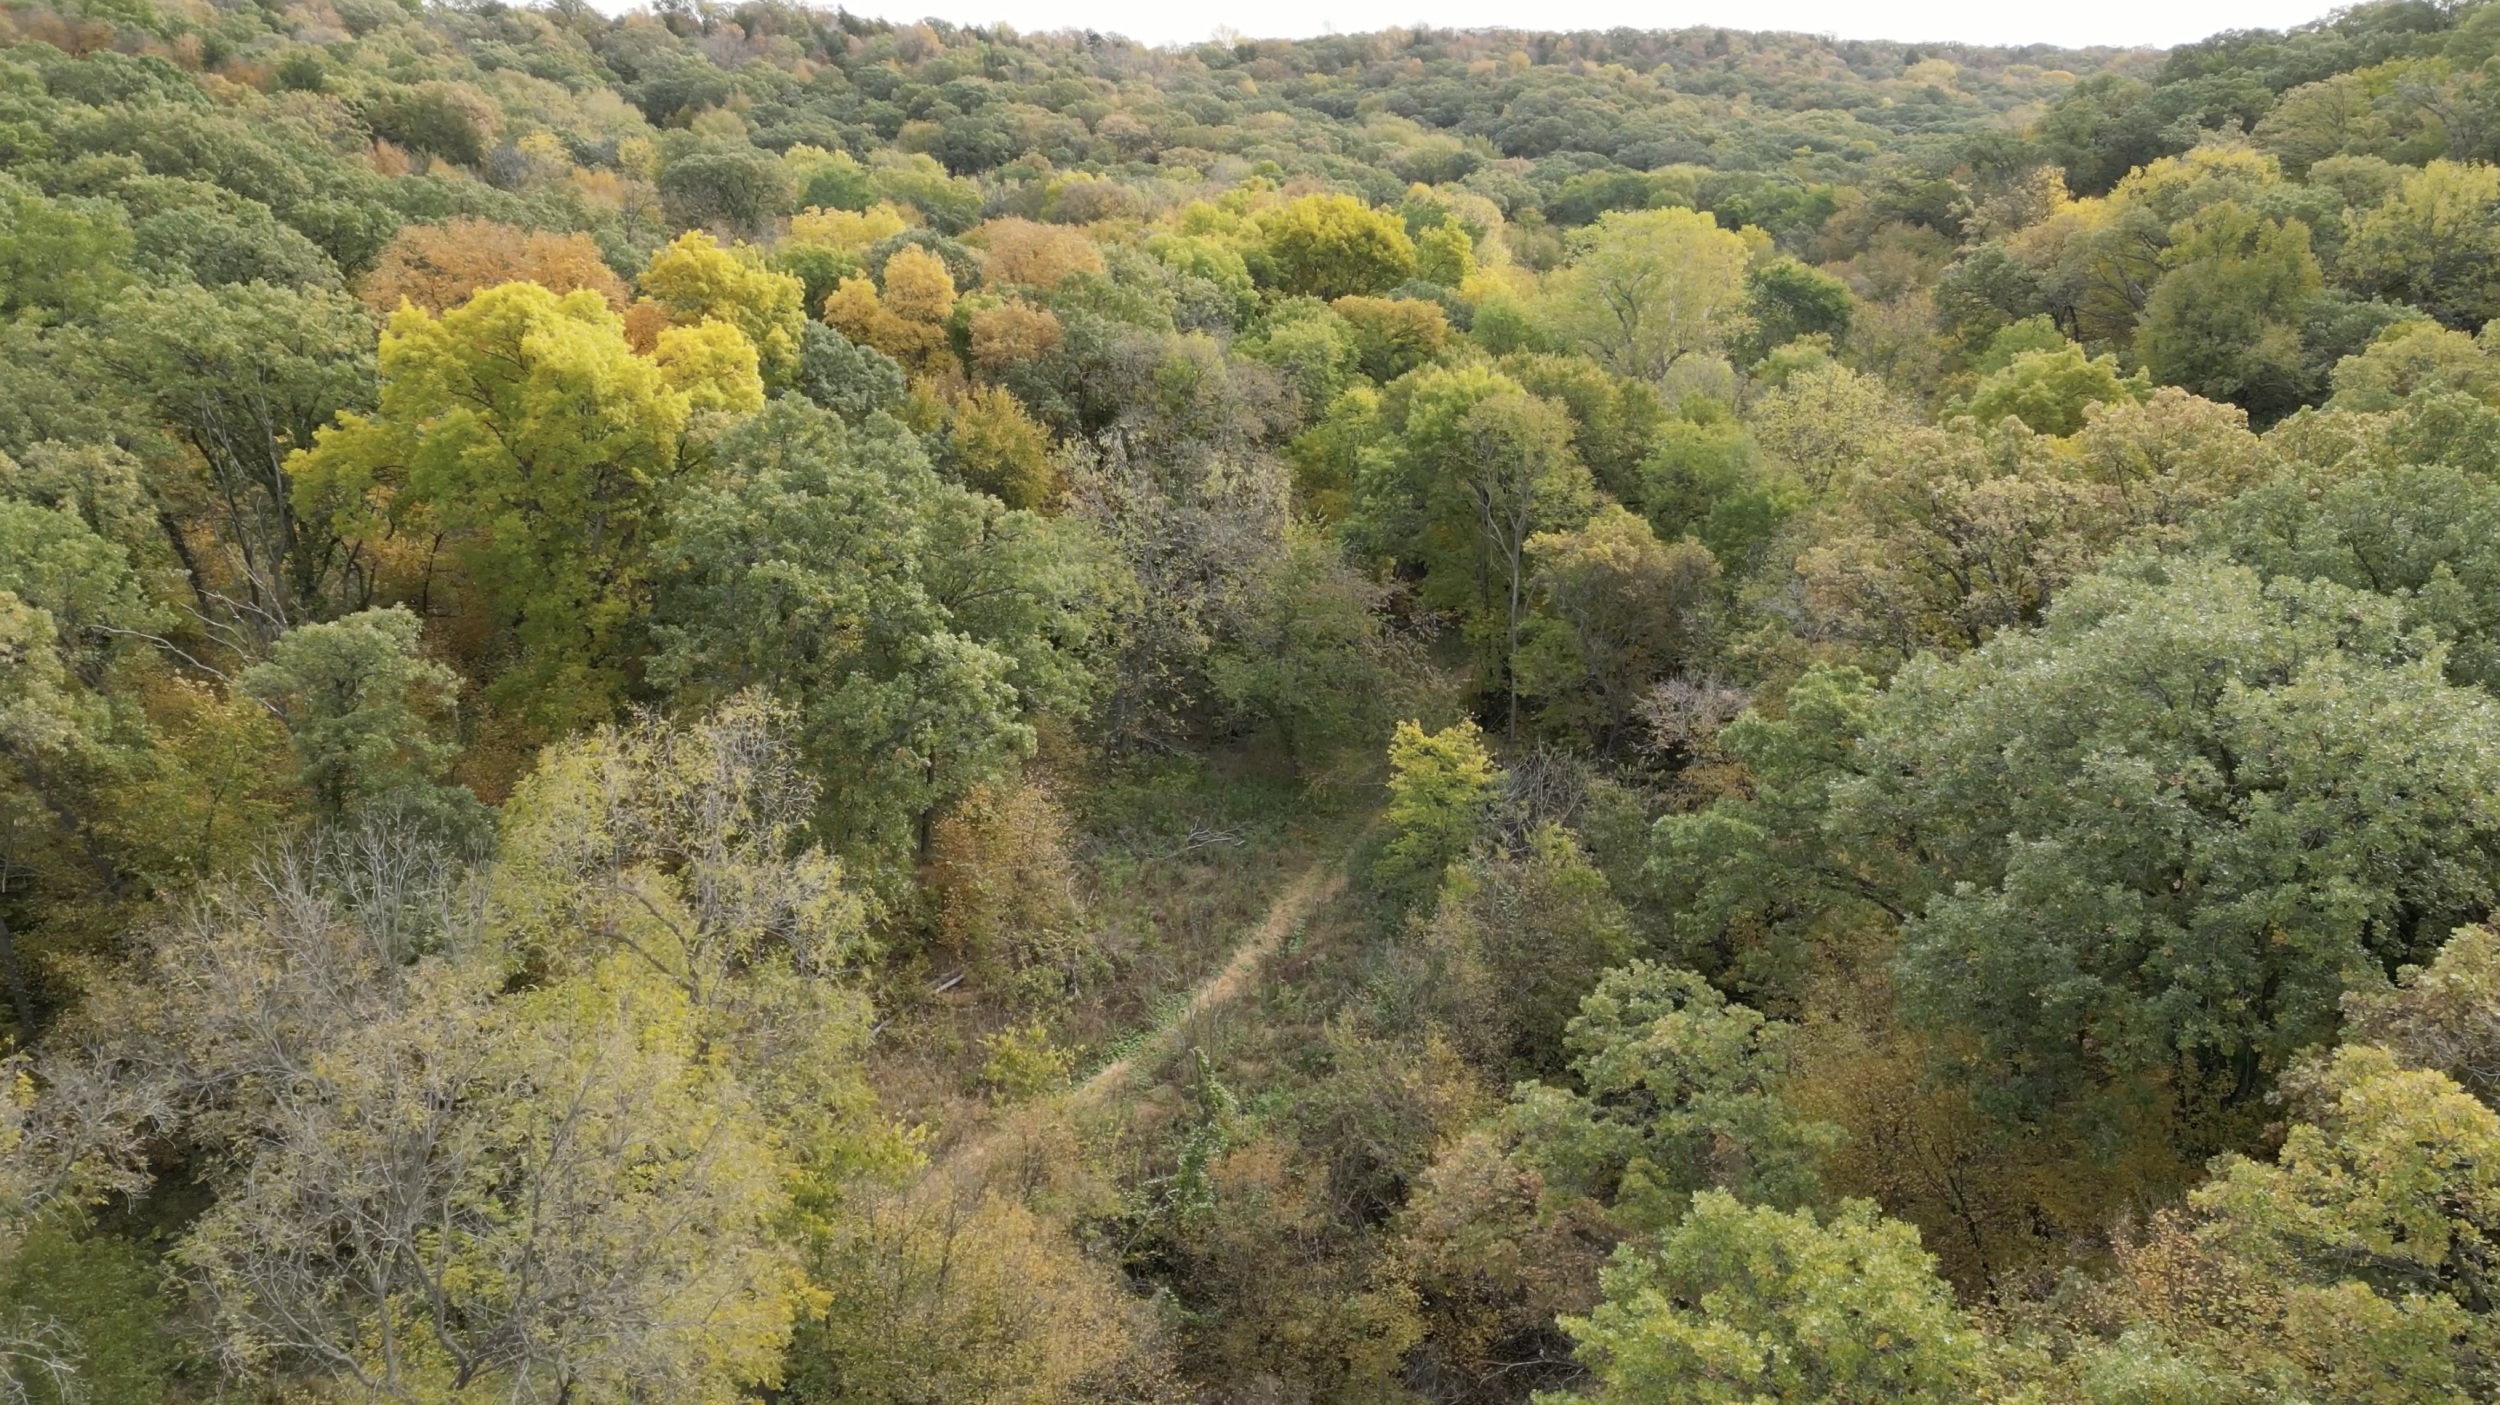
[1516,505,1718,749]
[1964,343,2149,436]
[2340,159,2500,331]
[1379,718,1500,893]
[2135,202,2322,418]
[652,400,1104,867]
[290,283,761,728]
[1206,528,1419,777]
[822,244,957,377]
[1255,194,1416,300]
[1424,824,1636,1076]
[360,217,629,318]
[640,229,809,381]
[239,606,468,823]
[86,281,376,634]
[1862,562,2500,1117]
[1558,1193,1981,1405]
[1538,208,1750,382]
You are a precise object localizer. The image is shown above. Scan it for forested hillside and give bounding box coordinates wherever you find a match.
[6,0,2500,1397]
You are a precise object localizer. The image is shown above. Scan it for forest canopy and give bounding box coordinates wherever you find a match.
[5,0,2500,1398]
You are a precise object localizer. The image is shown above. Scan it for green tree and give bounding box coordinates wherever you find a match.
[868,155,981,235]
[1538,208,1751,382]
[791,148,878,212]
[85,281,376,633]
[1506,962,1837,1230]
[2322,319,2500,412]
[1737,256,1854,365]
[0,494,162,680]
[1557,1192,1981,1405]
[1244,300,1362,410]
[793,322,907,425]
[1424,825,1637,1075]
[1207,528,1417,777]
[1858,561,2500,1117]
[238,606,468,822]
[1637,401,1793,572]
[1149,233,1260,326]
[1458,390,1596,734]
[770,240,865,320]
[2199,454,2500,690]
[1414,221,1477,288]
[0,1038,167,1405]
[1516,505,1719,749]
[0,481,168,917]
[1670,556,2500,1120]
[124,189,344,292]
[1965,343,2151,436]
[362,80,499,166]
[0,1216,173,1405]
[0,443,307,952]
[652,399,1105,867]
[2135,203,2322,419]
[1651,664,1886,1000]
[0,175,131,323]
[659,145,796,240]
[2050,145,2293,347]
[1498,352,1671,505]
[1348,367,1595,727]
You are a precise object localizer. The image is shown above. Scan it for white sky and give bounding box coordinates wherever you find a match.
[818,0,2343,52]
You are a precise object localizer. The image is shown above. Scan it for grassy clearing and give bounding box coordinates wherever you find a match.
[866,744,1378,1145]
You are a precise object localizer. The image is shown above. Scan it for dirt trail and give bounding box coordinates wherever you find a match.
[1067,859,1347,1112]
[921,847,1353,1188]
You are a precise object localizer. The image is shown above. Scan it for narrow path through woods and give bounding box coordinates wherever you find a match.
[1066,857,1348,1113]
[929,850,1353,1183]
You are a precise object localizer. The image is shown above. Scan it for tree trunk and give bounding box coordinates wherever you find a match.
[0,906,33,1040]
[1506,534,1523,739]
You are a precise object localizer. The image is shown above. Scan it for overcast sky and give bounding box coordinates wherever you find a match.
[805,0,2341,52]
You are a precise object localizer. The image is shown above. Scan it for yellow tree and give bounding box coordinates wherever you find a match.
[946,385,1057,508]
[1256,193,1416,300]
[823,245,957,377]
[2341,159,2500,331]
[971,217,1105,289]
[291,283,761,729]
[1379,718,1501,892]
[787,202,911,253]
[966,299,1063,374]
[640,229,809,382]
